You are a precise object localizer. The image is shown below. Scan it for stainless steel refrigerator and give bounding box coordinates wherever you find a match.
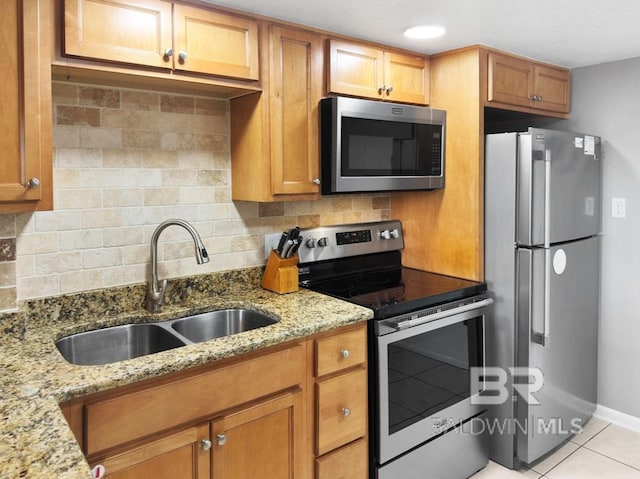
[484,128,600,469]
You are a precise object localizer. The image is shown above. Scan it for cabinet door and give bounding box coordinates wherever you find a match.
[384,52,430,105]
[94,423,211,479]
[64,0,173,68]
[212,391,305,479]
[173,4,259,79]
[328,40,384,99]
[315,438,368,479]
[487,52,534,108]
[270,26,322,195]
[533,64,570,113]
[0,0,52,211]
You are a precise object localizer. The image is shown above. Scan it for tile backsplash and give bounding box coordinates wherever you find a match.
[0,82,389,310]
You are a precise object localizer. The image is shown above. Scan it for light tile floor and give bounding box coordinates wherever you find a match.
[470,417,640,478]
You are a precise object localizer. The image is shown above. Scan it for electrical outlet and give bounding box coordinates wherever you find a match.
[612,197,626,218]
[264,232,283,259]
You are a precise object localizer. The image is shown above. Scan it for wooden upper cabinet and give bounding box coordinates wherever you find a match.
[64,0,173,69]
[328,39,429,105]
[487,51,570,113]
[231,24,322,201]
[1,0,53,212]
[173,4,259,80]
[63,0,259,81]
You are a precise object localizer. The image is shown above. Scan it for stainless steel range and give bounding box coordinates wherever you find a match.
[297,220,493,479]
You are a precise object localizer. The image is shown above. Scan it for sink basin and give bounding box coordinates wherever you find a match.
[171,309,278,343]
[55,323,187,366]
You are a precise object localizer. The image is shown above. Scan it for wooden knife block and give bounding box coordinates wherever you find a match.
[261,250,299,294]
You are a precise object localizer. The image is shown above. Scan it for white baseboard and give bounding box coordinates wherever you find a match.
[594,404,640,433]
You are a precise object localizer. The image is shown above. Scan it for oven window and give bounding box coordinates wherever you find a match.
[386,317,483,435]
[340,117,442,177]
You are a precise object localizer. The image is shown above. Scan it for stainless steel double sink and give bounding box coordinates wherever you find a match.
[55,309,279,366]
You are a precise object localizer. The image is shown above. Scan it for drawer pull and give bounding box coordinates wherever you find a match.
[201,439,212,451]
[341,407,351,417]
[217,433,227,446]
[340,349,350,359]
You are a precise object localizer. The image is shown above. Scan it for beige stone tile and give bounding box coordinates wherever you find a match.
[0,216,16,238]
[103,189,144,208]
[195,97,227,116]
[123,244,149,266]
[259,202,285,217]
[52,82,78,105]
[0,263,16,287]
[17,275,60,300]
[16,232,58,255]
[56,189,102,210]
[142,150,179,168]
[546,447,640,479]
[56,147,102,168]
[529,441,580,475]
[79,86,120,108]
[82,248,123,269]
[144,188,180,206]
[197,169,228,187]
[123,169,162,188]
[373,196,391,209]
[121,90,160,111]
[103,149,144,168]
[33,211,81,232]
[53,168,81,189]
[0,286,17,311]
[121,207,164,226]
[198,203,232,221]
[36,252,82,275]
[80,169,124,189]
[60,270,104,294]
[331,197,352,211]
[103,227,144,248]
[53,126,80,148]
[15,255,34,279]
[351,196,372,211]
[58,230,103,251]
[161,169,198,186]
[570,416,610,445]
[56,105,101,127]
[160,95,195,114]
[230,235,261,252]
[79,127,122,149]
[122,130,161,149]
[470,461,541,478]
[214,187,231,203]
[177,150,217,169]
[0,239,17,261]
[583,424,640,469]
[297,214,320,228]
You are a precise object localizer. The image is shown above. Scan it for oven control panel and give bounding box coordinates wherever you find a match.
[297,220,404,264]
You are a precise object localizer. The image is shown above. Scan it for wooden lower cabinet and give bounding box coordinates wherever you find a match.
[212,390,304,479]
[63,325,369,479]
[94,423,211,479]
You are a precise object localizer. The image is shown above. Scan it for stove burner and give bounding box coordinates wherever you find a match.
[357,286,405,307]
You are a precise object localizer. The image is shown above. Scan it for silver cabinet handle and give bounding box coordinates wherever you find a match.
[313,178,321,185]
[178,51,188,62]
[530,95,543,101]
[217,434,227,446]
[385,86,394,95]
[340,349,350,359]
[378,84,386,94]
[27,178,40,189]
[201,439,212,451]
[341,407,351,417]
[163,48,173,60]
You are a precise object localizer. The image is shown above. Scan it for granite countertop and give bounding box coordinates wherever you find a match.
[0,267,373,479]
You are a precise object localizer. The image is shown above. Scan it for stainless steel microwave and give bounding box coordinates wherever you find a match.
[320,96,446,194]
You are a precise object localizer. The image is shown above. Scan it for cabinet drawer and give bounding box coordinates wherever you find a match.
[315,326,366,377]
[315,438,367,479]
[85,344,304,455]
[316,368,367,455]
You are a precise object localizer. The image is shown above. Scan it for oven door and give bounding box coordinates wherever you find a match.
[376,300,490,464]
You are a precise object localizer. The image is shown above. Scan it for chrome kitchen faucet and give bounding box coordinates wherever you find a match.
[145,219,209,313]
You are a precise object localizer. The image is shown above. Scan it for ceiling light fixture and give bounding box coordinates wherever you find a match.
[403,25,445,40]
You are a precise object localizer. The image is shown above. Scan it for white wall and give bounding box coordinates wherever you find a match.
[561,58,640,419]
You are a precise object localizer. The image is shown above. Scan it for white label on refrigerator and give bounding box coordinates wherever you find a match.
[584,135,596,156]
[574,137,584,149]
[585,196,595,216]
[553,249,567,275]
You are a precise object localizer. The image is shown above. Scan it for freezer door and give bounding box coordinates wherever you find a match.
[517,129,601,246]
[516,237,599,464]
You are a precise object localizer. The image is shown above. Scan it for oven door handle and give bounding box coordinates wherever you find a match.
[382,298,494,331]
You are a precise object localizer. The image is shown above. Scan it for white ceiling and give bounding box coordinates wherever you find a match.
[203,0,640,69]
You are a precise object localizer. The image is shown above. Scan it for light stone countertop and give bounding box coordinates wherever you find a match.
[0,267,373,479]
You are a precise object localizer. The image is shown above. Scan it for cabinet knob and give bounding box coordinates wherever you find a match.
[341,407,351,417]
[531,95,543,101]
[378,84,386,94]
[313,178,321,185]
[217,434,227,446]
[385,86,394,95]
[163,48,173,60]
[340,349,350,359]
[178,51,188,62]
[27,177,40,189]
[201,439,212,451]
